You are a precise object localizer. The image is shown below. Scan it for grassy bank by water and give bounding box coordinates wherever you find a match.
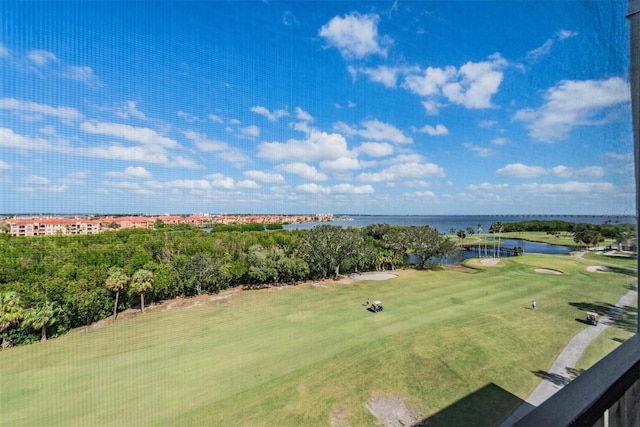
[0,253,635,426]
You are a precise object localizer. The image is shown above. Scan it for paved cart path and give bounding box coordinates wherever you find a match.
[499,287,638,427]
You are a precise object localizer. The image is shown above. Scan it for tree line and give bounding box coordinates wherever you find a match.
[0,224,457,347]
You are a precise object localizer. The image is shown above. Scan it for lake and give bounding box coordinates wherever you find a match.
[284,214,626,261]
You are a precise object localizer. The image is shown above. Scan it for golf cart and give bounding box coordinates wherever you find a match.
[586,311,599,326]
[369,300,383,313]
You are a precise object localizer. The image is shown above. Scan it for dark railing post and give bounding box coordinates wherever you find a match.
[629,0,640,334]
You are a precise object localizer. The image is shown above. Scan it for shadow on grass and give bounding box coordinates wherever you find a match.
[412,383,524,427]
[603,266,637,277]
[569,302,638,333]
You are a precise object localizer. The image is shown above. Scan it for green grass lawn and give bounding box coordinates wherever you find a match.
[461,231,581,247]
[0,254,636,426]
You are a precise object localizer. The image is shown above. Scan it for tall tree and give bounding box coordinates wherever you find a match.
[573,224,605,249]
[477,224,483,257]
[407,226,444,267]
[130,269,154,313]
[0,291,23,348]
[22,300,60,341]
[105,267,129,321]
[296,225,352,278]
[381,226,410,262]
[180,253,228,295]
[490,222,503,257]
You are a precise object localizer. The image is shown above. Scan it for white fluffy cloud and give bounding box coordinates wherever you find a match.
[358,66,401,88]
[294,107,314,122]
[82,145,198,168]
[240,125,260,138]
[514,77,630,142]
[355,142,394,157]
[185,131,228,152]
[258,130,351,162]
[27,49,58,67]
[237,180,259,189]
[404,66,455,97]
[334,119,412,144]
[0,98,83,121]
[402,54,507,109]
[0,126,199,168]
[81,121,178,148]
[356,157,444,183]
[63,65,99,86]
[251,106,289,122]
[244,170,285,184]
[516,181,614,194]
[208,114,224,123]
[463,143,490,158]
[117,101,147,120]
[106,166,153,179]
[276,162,328,181]
[295,182,374,194]
[319,12,392,59]
[416,124,449,136]
[207,173,235,189]
[496,163,604,178]
[495,163,546,178]
[319,157,361,173]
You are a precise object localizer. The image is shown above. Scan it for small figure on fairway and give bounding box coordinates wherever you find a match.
[532,300,537,310]
[366,297,370,306]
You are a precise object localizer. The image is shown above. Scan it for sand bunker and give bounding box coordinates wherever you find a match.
[587,266,612,273]
[480,258,501,266]
[534,268,563,275]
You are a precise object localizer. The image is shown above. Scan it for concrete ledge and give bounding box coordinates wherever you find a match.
[514,334,640,426]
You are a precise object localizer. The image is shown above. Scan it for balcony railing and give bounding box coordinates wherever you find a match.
[513,334,639,426]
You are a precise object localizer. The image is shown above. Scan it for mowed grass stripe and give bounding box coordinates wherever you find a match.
[0,254,634,426]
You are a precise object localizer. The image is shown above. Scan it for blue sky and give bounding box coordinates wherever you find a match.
[0,1,634,215]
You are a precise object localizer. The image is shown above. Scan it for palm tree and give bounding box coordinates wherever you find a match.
[105,267,129,321]
[131,269,154,313]
[477,224,483,257]
[22,301,60,341]
[0,291,23,348]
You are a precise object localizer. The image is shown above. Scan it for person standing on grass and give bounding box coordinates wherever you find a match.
[532,300,537,310]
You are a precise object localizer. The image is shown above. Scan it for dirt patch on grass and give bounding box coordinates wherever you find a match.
[366,395,417,427]
[587,265,612,273]
[330,405,349,426]
[534,268,563,275]
[444,264,477,273]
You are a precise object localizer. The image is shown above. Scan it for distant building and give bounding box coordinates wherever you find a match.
[5,218,102,236]
[0,213,326,236]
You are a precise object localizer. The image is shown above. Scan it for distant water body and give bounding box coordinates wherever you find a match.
[283,214,636,234]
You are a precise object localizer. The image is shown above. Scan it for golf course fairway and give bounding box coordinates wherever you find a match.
[0,254,636,426]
